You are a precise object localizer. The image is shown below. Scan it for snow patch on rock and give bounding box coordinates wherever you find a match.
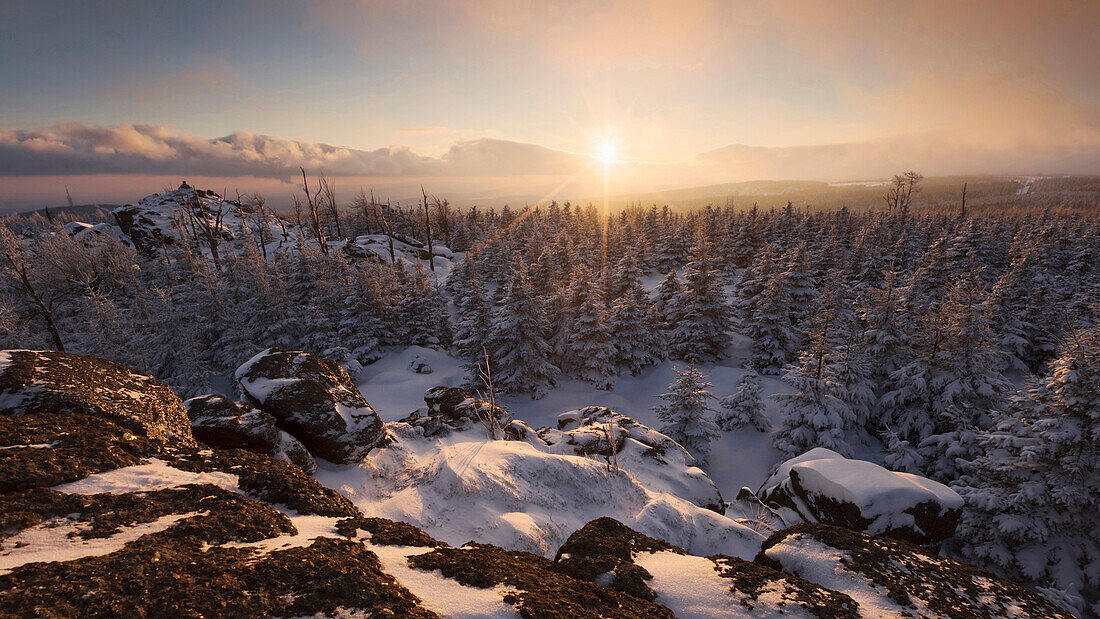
[52,459,241,495]
[0,512,203,575]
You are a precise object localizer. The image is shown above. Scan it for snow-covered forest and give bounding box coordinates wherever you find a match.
[1,177,1098,612]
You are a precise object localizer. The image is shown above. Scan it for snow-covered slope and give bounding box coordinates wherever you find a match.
[316,417,765,559]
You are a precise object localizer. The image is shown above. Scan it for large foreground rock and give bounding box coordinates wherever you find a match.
[0,357,672,618]
[183,394,316,474]
[557,518,1071,618]
[759,448,963,545]
[0,350,194,447]
[235,348,385,464]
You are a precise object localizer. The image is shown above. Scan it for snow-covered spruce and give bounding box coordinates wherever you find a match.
[952,323,1100,616]
[651,364,721,465]
[718,370,769,432]
[486,256,560,398]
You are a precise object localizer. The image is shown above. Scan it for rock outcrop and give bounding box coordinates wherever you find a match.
[63,221,134,249]
[0,350,194,448]
[554,517,1071,618]
[113,184,237,254]
[759,448,963,545]
[757,524,1072,618]
[183,394,316,474]
[0,355,1072,618]
[235,348,386,464]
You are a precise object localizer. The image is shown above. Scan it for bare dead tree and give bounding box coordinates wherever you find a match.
[292,195,304,230]
[0,227,66,351]
[421,185,435,272]
[380,201,397,264]
[475,346,504,440]
[433,196,452,248]
[300,167,328,255]
[184,189,227,270]
[367,188,380,234]
[248,193,270,262]
[960,182,968,219]
[601,419,619,473]
[353,189,397,264]
[319,173,343,239]
[883,171,923,214]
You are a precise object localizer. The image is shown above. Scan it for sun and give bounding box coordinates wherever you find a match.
[597,139,617,164]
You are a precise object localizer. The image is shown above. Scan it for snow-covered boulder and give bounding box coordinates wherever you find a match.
[539,406,726,514]
[183,394,316,474]
[758,523,1073,618]
[235,348,386,464]
[0,350,194,448]
[758,448,963,545]
[423,385,472,417]
[399,385,510,438]
[63,221,134,249]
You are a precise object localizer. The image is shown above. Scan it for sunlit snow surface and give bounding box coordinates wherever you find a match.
[316,383,765,559]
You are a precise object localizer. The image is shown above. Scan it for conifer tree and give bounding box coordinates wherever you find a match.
[718,370,769,431]
[487,257,560,398]
[746,269,799,374]
[918,277,1009,481]
[825,295,875,442]
[652,364,721,464]
[454,271,493,376]
[772,294,857,458]
[401,262,450,348]
[668,234,731,362]
[609,255,665,374]
[567,272,616,389]
[782,243,818,330]
[653,270,682,328]
[953,323,1100,615]
[731,243,776,324]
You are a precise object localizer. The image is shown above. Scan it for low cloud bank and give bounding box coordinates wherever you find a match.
[0,122,591,179]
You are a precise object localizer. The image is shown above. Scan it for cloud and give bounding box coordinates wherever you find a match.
[1,121,1096,213]
[0,122,592,179]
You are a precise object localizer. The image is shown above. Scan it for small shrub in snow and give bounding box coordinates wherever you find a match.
[408,355,433,374]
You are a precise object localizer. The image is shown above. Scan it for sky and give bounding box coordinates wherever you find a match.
[1,0,1098,209]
